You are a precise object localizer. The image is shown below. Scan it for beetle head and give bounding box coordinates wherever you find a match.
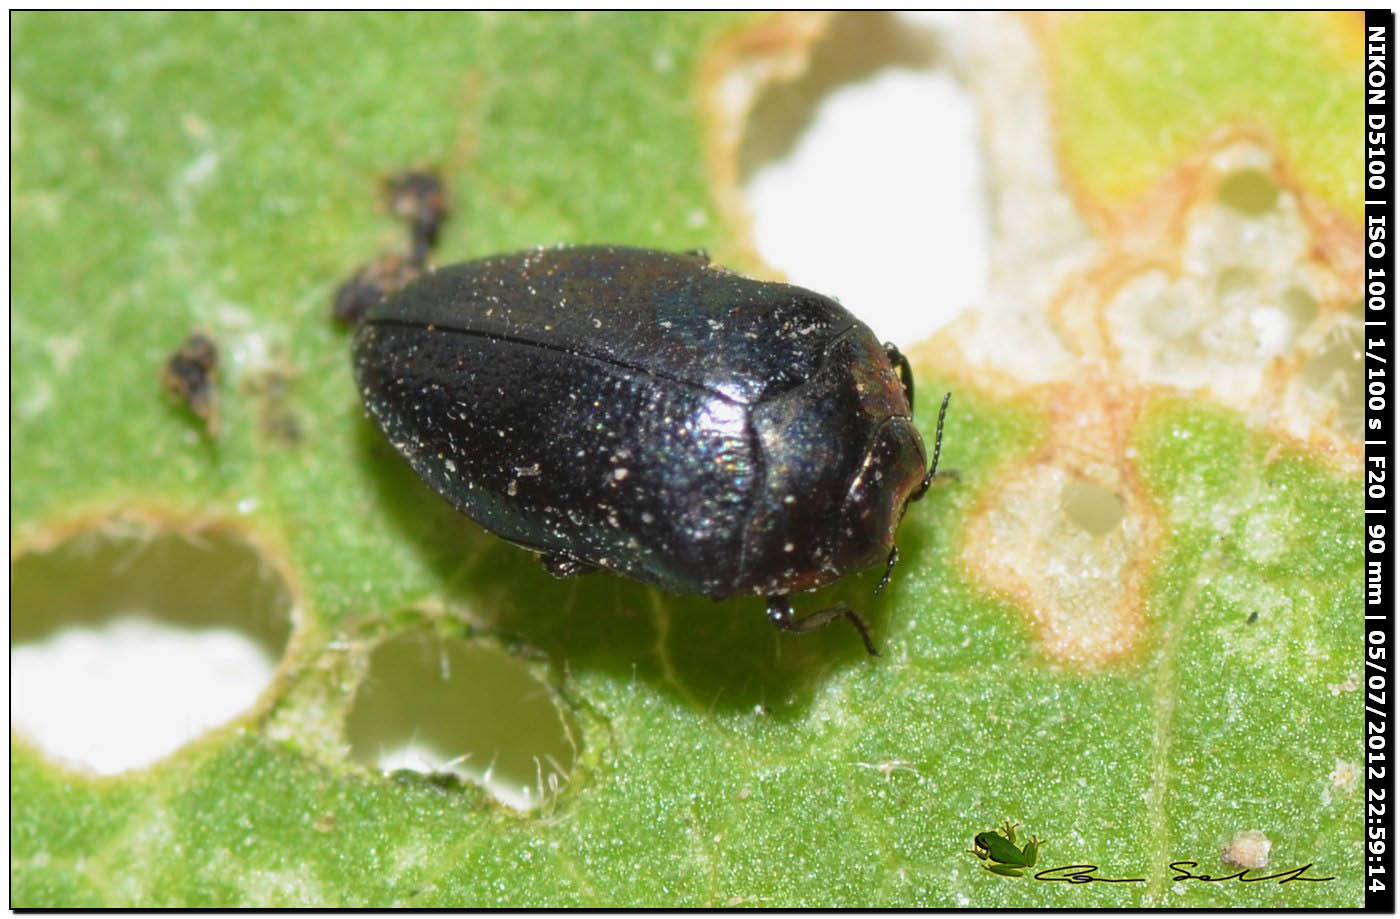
[835,415,927,565]
[743,413,928,597]
[740,326,928,597]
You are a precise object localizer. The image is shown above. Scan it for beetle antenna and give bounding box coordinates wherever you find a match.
[874,545,899,595]
[913,392,953,501]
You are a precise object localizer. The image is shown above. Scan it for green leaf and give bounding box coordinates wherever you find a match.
[13,12,1363,906]
[1043,11,1363,219]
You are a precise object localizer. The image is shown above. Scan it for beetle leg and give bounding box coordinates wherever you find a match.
[539,552,596,579]
[874,546,899,595]
[766,595,879,656]
[912,392,955,501]
[884,342,915,412]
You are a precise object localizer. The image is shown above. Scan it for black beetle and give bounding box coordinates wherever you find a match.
[353,246,949,655]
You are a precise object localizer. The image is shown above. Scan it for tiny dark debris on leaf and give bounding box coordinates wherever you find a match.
[385,169,450,266]
[242,365,303,446]
[331,254,424,327]
[162,330,220,436]
[331,168,450,327]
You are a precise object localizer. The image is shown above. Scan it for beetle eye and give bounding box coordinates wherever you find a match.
[883,342,915,412]
[845,417,925,531]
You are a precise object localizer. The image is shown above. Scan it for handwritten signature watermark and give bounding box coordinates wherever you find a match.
[967,822,1335,886]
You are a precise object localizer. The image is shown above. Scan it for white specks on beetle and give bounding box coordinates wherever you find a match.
[351,245,939,658]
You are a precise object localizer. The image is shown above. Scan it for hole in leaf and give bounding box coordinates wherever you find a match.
[1280,286,1319,328]
[1213,268,1310,359]
[11,520,295,775]
[1214,264,1255,301]
[1061,479,1124,536]
[1302,304,1364,439]
[739,11,989,346]
[1218,169,1279,216]
[345,630,576,811]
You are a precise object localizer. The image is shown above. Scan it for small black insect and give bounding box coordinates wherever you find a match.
[353,246,949,654]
